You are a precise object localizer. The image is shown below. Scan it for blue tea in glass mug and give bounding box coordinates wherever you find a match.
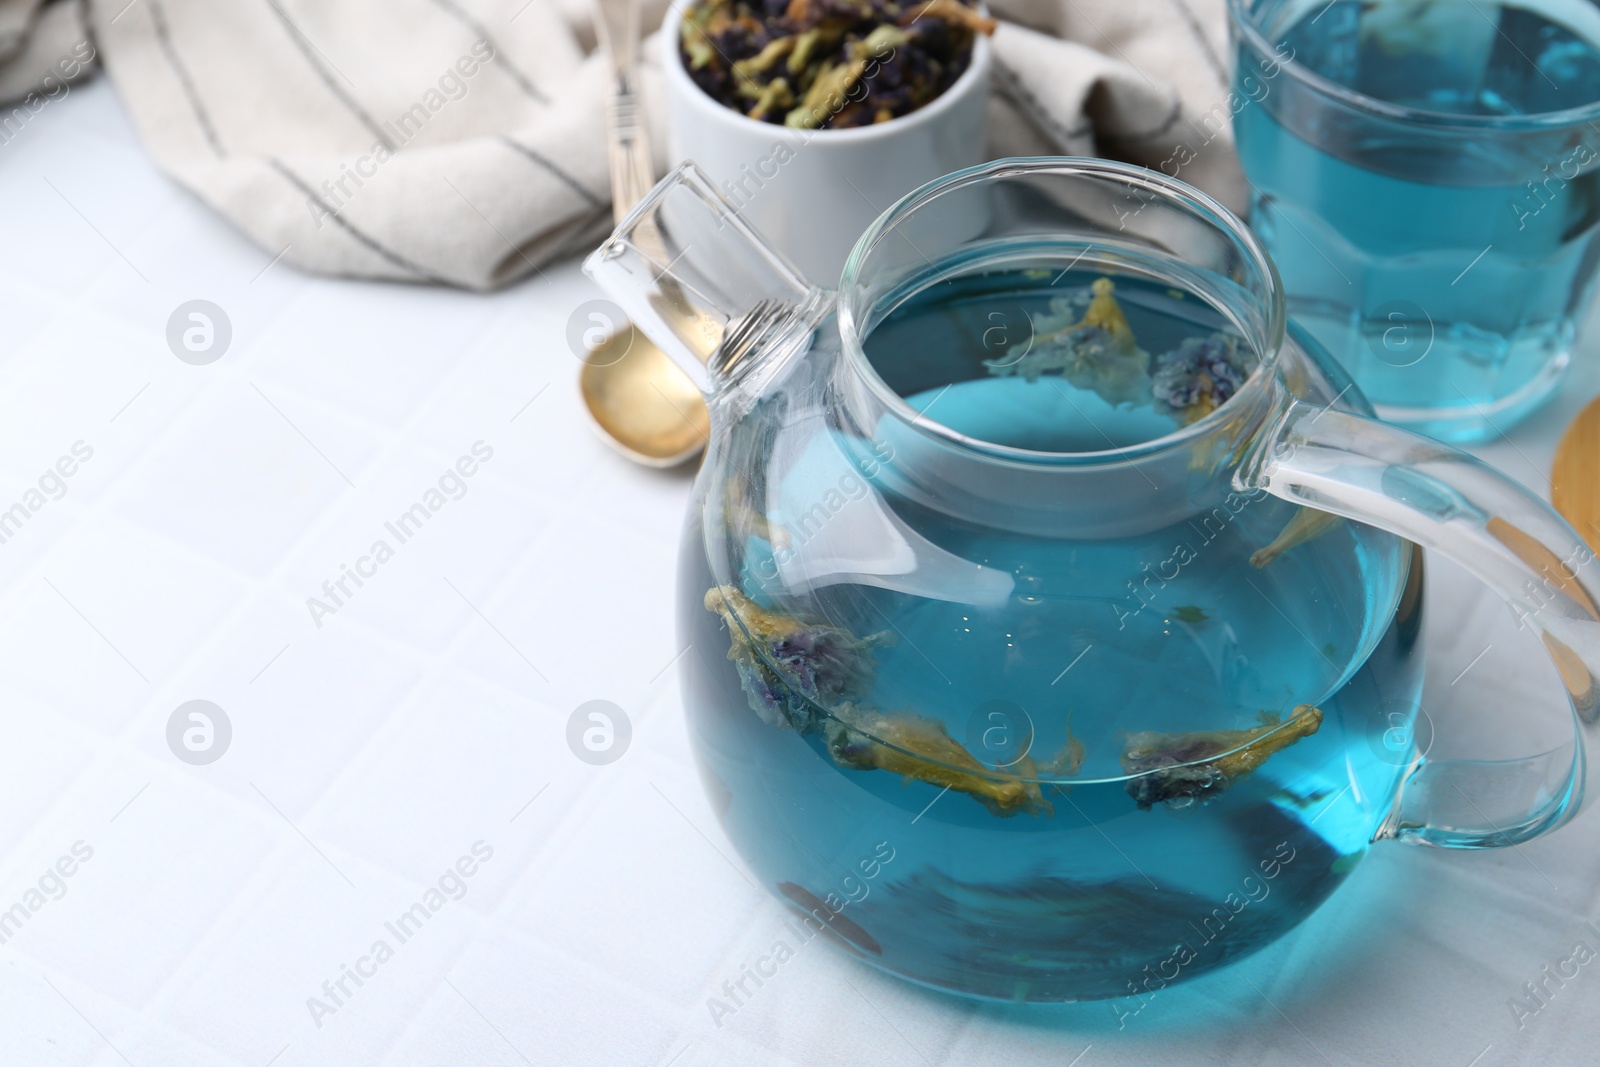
[1230,0,1600,442]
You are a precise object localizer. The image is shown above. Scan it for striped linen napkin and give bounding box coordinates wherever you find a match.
[90,0,643,290]
[4,0,1247,290]
[0,0,92,102]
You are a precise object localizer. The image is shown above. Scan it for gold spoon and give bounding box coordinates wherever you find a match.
[1553,393,1600,552]
[581,0,709,468]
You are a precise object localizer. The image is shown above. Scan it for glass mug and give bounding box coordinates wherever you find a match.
[1230,0,1600,443]
[585,157,1600,1001]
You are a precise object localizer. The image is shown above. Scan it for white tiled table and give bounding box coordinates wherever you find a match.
[3,78,1600,1067]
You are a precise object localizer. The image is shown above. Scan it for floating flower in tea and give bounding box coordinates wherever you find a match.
[1121,705,1324,810]
[706,583,1321,819]
[1062,277,1138,352]
[829,703,1087,817]
[983,277,1262,418]
[1153,333,1253,425]
[705,586,889,732]
[700,280,1334,819]
[982,276,1339,565]
[707,585,1089,816]
[984,279,1153,405]
[1250,510,1344,569]
[826,705,1055,816]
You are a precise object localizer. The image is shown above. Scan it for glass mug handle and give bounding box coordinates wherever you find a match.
[1244,392,1600,849]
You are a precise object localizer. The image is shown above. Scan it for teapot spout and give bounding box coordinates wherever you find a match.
[583,162,815,396]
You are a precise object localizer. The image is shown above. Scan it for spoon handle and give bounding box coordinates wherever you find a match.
[593,0,654,224]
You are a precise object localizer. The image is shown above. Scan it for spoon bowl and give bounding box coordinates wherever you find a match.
[580,330,707,467]
[584,0,709,467]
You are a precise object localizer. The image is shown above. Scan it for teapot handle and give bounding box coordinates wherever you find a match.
[584,162,817,396]
[1245,396,1600,849]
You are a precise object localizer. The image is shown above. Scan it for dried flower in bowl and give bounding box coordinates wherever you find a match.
[679,0,996,128]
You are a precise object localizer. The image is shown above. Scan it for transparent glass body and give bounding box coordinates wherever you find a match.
[586,159,1600,1002]
[1231,0,1600,443]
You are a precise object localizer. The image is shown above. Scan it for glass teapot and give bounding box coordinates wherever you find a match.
[584,158,1600,1003]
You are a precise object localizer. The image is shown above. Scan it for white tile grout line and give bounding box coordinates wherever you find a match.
[249,642,292,684]
[43,976,135,1066]
[249,781,356,889]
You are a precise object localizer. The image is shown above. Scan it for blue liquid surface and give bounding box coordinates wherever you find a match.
[1235,0,1600,440]
[681,267,1426,1002]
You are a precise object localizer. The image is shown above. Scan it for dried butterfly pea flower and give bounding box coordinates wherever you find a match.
[1250,509,1343,568]
[1152,333,1255,425]
[680,0,993,127]
[749,77,797,120]
[706,584,1320,819]
[786,25,911,127]
[705,585,891,732]
[734,36,796,79]
[1122,705,1323,810]
[826,705,1054,816]
[981,276,1271,431]
[706,585,1083,817]
[985,279,1153,406]
[974,276,1339,566]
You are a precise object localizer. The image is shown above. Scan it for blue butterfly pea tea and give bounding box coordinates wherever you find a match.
[681,266,1419,1001]
[1233,0,1600,442]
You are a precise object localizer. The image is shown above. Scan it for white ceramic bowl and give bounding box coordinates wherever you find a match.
[660,8,991,286]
